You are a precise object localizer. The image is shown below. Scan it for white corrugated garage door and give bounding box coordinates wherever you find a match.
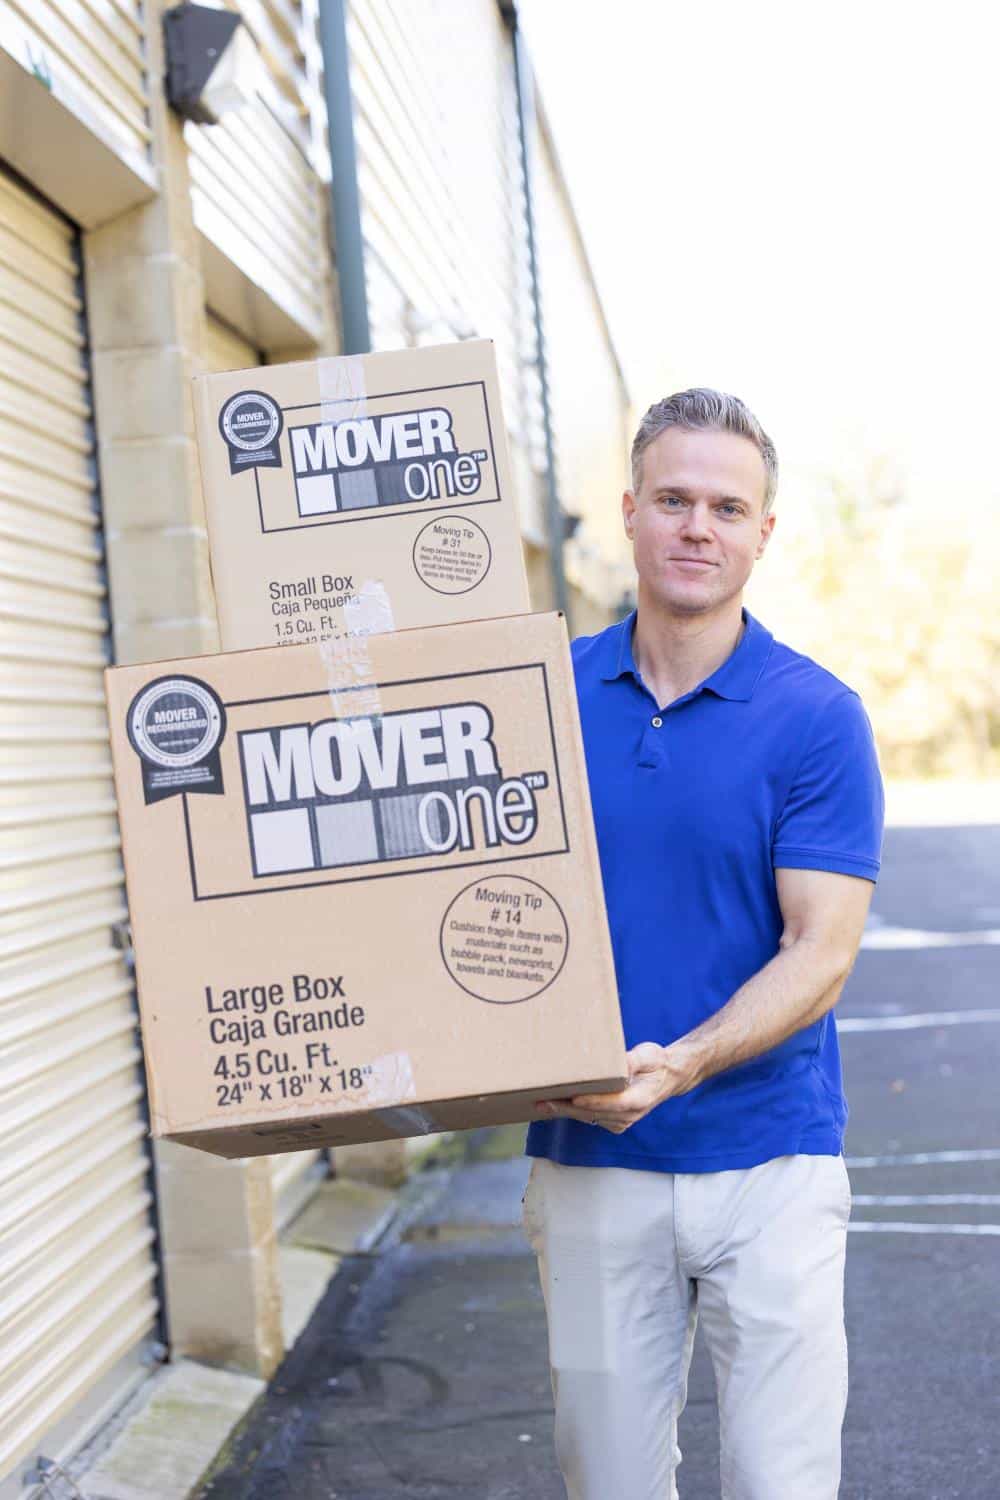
[203,310,328,1232]
[0,167,160,1487]
[347,0,547,543]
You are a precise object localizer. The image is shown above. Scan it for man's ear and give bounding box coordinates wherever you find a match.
[622,489,636,540]
[756,510,776,558]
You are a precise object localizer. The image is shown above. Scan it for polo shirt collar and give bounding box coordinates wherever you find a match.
[599,608,773,702]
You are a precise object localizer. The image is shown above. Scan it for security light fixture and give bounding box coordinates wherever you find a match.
[163,2,257,126]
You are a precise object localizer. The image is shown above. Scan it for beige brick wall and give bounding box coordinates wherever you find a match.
[525,539,557,612]
[83,1,281,1379]
[156,1145,283,1375]
[83,12,394,1366]
[567,583,615,640]
[84,6,217,671]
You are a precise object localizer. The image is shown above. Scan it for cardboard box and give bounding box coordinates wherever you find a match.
[105,613,627,1156]
[192,339,530,652]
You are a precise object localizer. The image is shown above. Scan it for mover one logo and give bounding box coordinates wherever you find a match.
[238,704,539,877]
[289,408,488,517]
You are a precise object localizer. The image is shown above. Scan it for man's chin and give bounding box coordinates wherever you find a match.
[649,584,719,616]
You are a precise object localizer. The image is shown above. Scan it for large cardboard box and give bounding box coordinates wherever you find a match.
[192,339,530,651]
[105,613,627,1156]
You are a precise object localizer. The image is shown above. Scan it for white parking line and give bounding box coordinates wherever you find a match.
[852,1194,1000,1206]
[846,1148,1000,1167]
[861,925,1000,949]
[839,1009,1000,1032]
[849,1222,1000,1236]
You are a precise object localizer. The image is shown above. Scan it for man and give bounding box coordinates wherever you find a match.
[524,389,884,1500]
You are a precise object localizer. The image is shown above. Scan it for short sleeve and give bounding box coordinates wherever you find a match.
[773,690,884,882]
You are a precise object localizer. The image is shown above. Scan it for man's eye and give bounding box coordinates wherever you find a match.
[662,495,683,507]
[720,504,740,516]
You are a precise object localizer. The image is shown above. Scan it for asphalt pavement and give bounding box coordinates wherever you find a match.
[200,823,1000,1499]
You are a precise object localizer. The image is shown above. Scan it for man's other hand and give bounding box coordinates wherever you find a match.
[535,1041,696,1133]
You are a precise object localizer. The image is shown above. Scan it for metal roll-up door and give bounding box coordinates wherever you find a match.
[0,0,153,171]
[187,0,327,343]
[0,167,159,1486]
[203,311,327,1231]
[347,0,546,542]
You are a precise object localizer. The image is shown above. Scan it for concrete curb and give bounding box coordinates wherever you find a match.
[76,1361,266,1500]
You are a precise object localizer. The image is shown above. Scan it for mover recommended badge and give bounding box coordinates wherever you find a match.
[219,390,284,474]
[127,676,227,803]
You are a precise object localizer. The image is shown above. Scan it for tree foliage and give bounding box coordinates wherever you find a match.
[750,464,1000,776]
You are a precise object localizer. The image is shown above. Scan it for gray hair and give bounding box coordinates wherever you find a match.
[630,388,778,512]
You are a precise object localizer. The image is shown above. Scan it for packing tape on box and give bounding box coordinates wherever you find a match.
[362,1051,443,1136]
[344,579,395,636]
[318,351,367,426]
[315,354,397,678]
[374,1105,442,1137]
[317,625,384,720]
[363,1048,417,1104]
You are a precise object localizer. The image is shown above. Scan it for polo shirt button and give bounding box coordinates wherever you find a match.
[651,716,663,728]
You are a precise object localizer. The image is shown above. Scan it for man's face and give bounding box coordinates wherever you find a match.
[622,426,775,617]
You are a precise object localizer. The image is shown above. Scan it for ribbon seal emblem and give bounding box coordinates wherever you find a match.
[219,389,284,474]
[127,675,227,804]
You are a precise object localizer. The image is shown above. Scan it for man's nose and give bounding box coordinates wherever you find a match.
[679,503,713,539]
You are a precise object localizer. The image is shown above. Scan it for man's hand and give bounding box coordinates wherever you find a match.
[536,871,874,1134]
[535,1041,697,1133]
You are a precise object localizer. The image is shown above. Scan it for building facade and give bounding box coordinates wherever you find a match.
[0,0,630,1487]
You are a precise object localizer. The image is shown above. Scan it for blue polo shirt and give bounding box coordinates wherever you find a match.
[526,609,884,1174]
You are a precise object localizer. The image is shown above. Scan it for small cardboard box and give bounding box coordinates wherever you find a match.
[105,613,626,1156]
[192,339,530,652]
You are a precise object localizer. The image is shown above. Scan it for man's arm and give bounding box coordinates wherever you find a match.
[538,868,874,1134]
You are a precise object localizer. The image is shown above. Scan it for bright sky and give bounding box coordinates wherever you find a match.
[520,0,1000,514]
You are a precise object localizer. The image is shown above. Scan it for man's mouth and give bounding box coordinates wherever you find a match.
[668,557,717,570]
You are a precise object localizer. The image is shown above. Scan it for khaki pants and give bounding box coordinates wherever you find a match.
[522,1153,851,1500]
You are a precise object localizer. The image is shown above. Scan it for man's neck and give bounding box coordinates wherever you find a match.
[631,592,745,708]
